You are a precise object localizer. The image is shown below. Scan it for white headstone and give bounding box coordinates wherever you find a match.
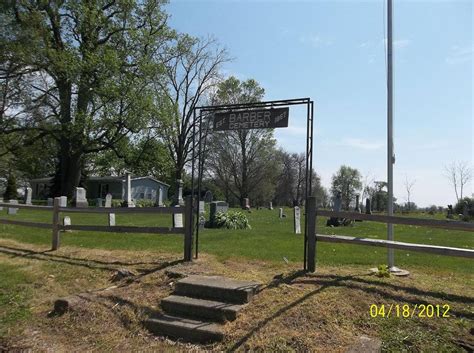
[294,206,301,234]
[74,187,88,208]
[173,206,183,228]
[25,187,32,205]
[176,179,184,206]
[47,198,53,206]
[8,200,18,215]
[279,208,284,219]
[96,198,103,207]
[0,197,3,211]
[125,173,135,207]
[105,193,112,208]
[155,188,164,207]
[59,196,67,207]
[108,213,116,226]
[269,201,273,210]
[63,216,72,232]
[199,201,205,214]
[243,198,250,210]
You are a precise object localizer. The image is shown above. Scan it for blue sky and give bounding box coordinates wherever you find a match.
[167,0,473,207]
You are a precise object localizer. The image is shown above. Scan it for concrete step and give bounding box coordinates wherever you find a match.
[144,314,223,343]
[175,275,260,304]
[161,295,244,322]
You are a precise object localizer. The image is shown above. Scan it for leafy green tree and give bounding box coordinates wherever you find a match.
[206,77,278,207]
[1,0,173,198]
[330,165,362,210]
[3,173,18,200]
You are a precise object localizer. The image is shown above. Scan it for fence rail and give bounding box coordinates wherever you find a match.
[305,197,474,272]
[316,209,474,232]
[0,203,52,211]
[0,197,194,261]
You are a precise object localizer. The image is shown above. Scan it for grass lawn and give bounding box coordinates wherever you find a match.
[0,207,472,351]
[0,207,472,272]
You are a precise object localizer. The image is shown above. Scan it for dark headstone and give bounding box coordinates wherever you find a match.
[365,198,372,214]
[204,190,213,203]
[209,201,229,227]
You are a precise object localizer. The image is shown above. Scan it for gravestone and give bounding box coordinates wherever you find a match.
[173,206,184,228]
[209,201,229,227]
[354,194,361,212]
[199,201,205,214]
[174,179,184,206]
[59,196,67,207]
[74,187,88,208]
[327,192,342,227]
[25,187,32,205]
[63,216,72,232]
[8,200,18,215]
[446,204,454,219]
[105,194,112,208]
[294,206,301,234]
[155,188,164,207]
[96,198,103,207]
[0,197,3,211]
[204,190,213,203]
[268,201,273,210]
[125,172,135,207]
[109,213,116,227]
[47,198,53,206]
[243,198,250,210]
[279,208,284,219]
[365,198,372,215]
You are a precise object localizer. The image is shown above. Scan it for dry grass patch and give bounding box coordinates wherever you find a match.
[0,239,472,352]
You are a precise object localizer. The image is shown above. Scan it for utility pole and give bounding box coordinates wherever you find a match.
[387,0,395,270]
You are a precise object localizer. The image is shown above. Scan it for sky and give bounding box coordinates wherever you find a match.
[166,0,473,207]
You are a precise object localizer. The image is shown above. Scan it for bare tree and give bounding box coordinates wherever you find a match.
[444,161,473,201]
[404,175,416,210]
[156,35,229,191]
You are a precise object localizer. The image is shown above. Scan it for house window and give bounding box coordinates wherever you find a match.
[146,194,152,199]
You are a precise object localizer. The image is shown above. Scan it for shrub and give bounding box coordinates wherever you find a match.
[454,197,474,220]
[134,199,155,208]
[214,211,251,230]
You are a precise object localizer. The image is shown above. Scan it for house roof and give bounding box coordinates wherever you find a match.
[131,176,170,187]
[30,175,170,187]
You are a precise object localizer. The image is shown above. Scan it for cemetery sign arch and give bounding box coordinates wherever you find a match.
[191,98,314,270]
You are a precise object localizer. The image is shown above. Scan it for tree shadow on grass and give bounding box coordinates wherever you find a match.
[229,271,473,351]
[0,244,181,272]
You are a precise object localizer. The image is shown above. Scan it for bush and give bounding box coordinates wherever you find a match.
[214,211,251,230]
[454,197,474,220]
[134,199,156,208]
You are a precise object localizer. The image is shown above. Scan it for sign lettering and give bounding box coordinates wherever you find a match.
[213,107,289,131]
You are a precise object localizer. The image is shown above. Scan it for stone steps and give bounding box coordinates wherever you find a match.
[144,275,260,343]
[144,314,224,344]
[161,295,244,323]
[174,275,260,304]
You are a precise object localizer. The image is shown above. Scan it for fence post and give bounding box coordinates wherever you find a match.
[51,197,60,250]
[306,196,317,272]
[183,195,193,262]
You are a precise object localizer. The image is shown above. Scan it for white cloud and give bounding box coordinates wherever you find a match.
[299,34,332,48]
[339,138,384,150]
[446,45,473,65]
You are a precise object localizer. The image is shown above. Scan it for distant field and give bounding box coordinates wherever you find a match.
[0,207,472,273]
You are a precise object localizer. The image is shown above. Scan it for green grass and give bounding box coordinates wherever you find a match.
[0,207,472,273]
[0,263,33,338]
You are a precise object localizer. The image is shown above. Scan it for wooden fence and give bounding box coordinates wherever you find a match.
[305,197,474,272]
[0,196,194,261]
